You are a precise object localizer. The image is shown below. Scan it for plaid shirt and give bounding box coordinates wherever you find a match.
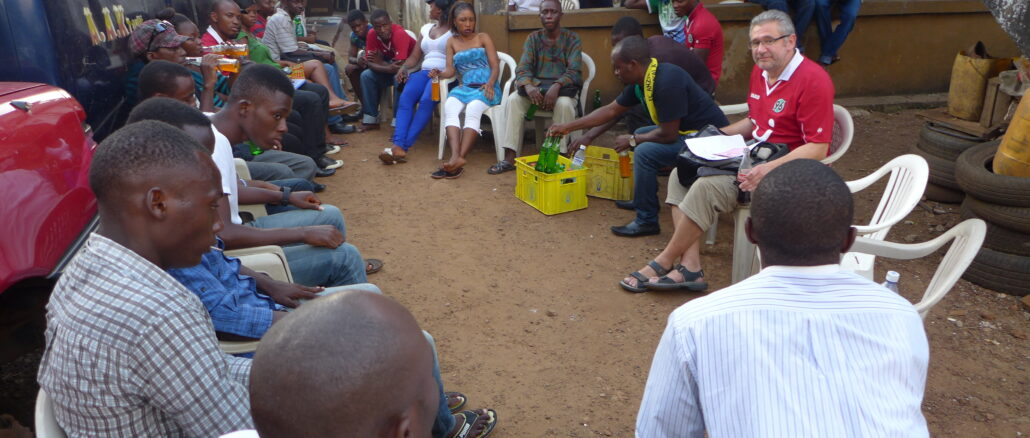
[38,233,252,437]
[167,239,279,340]
[515,28,582,89]
[261,8,299,61]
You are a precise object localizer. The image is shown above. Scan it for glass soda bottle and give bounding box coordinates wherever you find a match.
[431,76,440,102]
[618,150,631,178]
[593,90,602,111]
[525,103,538,121]
[535,135,552,172]
[736,147,753,205]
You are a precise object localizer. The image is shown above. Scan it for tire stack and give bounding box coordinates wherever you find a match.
[909,123,983,203]
[955,140,1030,296]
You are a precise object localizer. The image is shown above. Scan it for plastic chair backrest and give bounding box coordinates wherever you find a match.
[847,219,986,319]
[35,390,67,438]
[437,51,518,160]
[561,0,580,9]
[405,29,416,41]
[824,104,853,165]
[233,158,267,222]
[579,52,596,115]
[219,245,294,354]
[845,154,929,239]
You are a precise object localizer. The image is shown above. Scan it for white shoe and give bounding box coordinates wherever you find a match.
[325,145,342,155]
[324,159,344,170]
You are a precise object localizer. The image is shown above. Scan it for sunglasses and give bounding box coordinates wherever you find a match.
[146,20,174,53]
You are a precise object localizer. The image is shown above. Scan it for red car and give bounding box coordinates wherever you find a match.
[0,83,97,360]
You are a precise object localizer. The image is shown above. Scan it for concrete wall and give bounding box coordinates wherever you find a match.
[481,0,1020,104]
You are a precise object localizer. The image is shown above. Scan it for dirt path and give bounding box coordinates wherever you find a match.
[311,107,1028,437]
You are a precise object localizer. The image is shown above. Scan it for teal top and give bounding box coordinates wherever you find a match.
[447,47,501,106]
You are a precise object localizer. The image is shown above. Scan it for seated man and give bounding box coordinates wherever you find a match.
[38,120,251,436]
[232,291,498,438]
[491,0,582,175]
[636,159,930,436]
[344,9,372,107]
[550,36,727,238]
[674,0,724,88]
[137,60,323,186]
[210,64,383,287]
[570,17,715,147]
[358,9,416,131]
[619,10,833,292]
[624,0,686,43]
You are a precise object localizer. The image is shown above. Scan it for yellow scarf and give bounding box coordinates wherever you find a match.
[634,59,695,136]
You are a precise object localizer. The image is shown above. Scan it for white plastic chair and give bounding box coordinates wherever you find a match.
[35,390,67,438]
[561,0,580,9]
[707,104,854,245]
[530,52,597,154]
[218,245,295,354]
[234,158,268,223]
[730,154,930,283]
[437,51,518,161]
[848,219,986,319]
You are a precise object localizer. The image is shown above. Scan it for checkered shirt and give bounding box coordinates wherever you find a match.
[38,233,253,437]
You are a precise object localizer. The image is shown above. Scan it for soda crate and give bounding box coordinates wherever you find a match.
[584,146,633,201]
[515,154,588,215]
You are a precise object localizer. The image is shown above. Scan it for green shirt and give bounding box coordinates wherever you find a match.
[238,31,279,67]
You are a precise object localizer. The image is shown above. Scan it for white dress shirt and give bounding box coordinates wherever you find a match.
[636,264,930,438]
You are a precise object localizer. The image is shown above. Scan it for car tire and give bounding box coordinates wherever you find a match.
[955,140,1030,207]
[962,195,1030,234]
[962,247,1030,296]
[924,182,965,204]
[917,123,982,161]
[909,143,959,190]
[960,199,1030,256]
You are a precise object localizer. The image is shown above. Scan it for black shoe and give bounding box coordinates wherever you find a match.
[311,183,327,193]
[340,113,361,123]
[615,200,635,210]
[315,167,336,177]
[329,122,357,134]
[611,221,660,237]
[316,155,343,170]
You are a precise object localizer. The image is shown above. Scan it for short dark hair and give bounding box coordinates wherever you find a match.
[138,60,193,100]
[228,63,295,104]
[612,16,643,37]
[346,9,366,24]
[89,120,209,203]
[235,0,255,9]
[369,9,390,23]
[127,97,211,130]
[750,159,854,265]
[431,0,457,24]
[613,35,650,64]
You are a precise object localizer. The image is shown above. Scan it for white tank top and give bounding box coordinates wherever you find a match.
[420,23,451,71]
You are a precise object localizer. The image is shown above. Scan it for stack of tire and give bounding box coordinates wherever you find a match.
[910,122,982,203]
[955,140,1030,296]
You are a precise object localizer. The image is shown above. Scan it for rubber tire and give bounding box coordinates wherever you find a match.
[962,247,1030,296]
[917,123,981,161]
[909,144,959,190]
[962,195,1030,234]
[960,199,1030,256]
[923,182,965,204]
[955,140,1030,207]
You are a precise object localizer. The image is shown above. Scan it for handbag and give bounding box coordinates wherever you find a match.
[675,125,789,187]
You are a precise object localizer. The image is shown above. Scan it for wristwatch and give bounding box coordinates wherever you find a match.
[628,134,637,148]
[279,186,292,206]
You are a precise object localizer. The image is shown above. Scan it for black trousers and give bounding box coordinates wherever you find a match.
[286,82,330,161]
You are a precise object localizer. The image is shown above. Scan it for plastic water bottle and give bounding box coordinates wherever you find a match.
[881,271,901,294]
[570,145,587,169]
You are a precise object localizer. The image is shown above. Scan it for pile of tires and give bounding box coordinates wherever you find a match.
[955,140,1030,296]
[909,122,983,203]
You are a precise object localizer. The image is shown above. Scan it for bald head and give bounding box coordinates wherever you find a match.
[250,290,438,438]
[748,159,855,266]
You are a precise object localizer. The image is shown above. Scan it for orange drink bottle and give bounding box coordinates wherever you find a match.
[431,77,440,102]
[217,58,240,74]
[618,150,631,178]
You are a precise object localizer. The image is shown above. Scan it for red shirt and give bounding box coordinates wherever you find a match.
[365,24,415,63]
[683,3,723,85]
[251,16,267,39]
[747,52,834,151]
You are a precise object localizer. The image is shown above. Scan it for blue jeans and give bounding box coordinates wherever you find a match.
[815,0,860,63]
[392,70,439,151]
[323,63,346,125]
[425,332,457,438]
[748,0,814,51]
[247,205,367,287]
[264,178,317,215]
[632,126,688,226]
[360,69,398,124]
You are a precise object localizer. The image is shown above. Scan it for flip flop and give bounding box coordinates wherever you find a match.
[446,392,467,413]
[646,265,708,292]
[444,167,464,179]
[379,148,396,165]
[487,160,515,174]
[431,167,464,179]
[449,409,498,438]
[365,258,384,275]
[619,260,671,293]
[328,102,360,115]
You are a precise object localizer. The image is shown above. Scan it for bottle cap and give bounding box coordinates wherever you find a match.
[578,145,586,150]
[885,271,900,282]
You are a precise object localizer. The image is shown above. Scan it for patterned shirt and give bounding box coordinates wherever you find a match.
[636,264,929,437]
[262,8,299,61]
[349,24,372,50]
[167,239,280,340]
[514,28,582,89]
[251,15,267,39]
[191,70,232,108]
[38,233,252,437]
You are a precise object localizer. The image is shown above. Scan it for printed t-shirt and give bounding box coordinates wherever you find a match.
[616,62,728,132]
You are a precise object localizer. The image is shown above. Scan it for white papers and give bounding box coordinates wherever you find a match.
[684,135,748,160]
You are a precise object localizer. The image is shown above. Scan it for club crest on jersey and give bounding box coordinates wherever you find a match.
[687,34,694,44]
[772,98,786,113]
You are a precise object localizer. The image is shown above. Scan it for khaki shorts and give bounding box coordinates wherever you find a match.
[665,169,739,231]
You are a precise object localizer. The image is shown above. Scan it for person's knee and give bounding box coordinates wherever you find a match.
[317,204,346,232]
[359,68,376,85]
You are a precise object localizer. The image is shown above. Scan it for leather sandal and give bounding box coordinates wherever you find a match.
[646,265,708,292]
[619,260,671,293]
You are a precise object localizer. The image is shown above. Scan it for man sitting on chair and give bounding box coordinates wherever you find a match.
[616,10,834,293]
[489,0,582,175]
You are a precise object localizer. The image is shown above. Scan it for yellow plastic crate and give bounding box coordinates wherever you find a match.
[515,154,588,215]
[584,146,634,201]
